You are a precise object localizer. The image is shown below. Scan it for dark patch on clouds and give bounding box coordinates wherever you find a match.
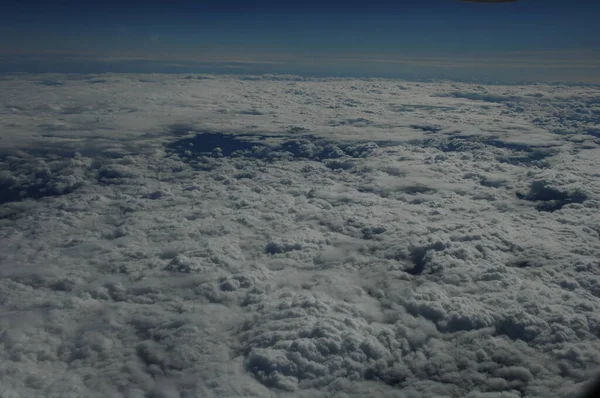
[361,226,387,240]
[238,109,265,116]
[166,132,259,158]
[165,132,390,168]
[532,95,600,136]
[237,74,308,82]
[239,76,262,81]
[414,135,557,166]
[0,152,89,205]
[96,163,140,185]
[328,117,373,127]
[0,178,76,204]
[37,80,65,86]
[410,124,443,133]
[586,128,600,139]
[265,241,302,255]
[439,91,525,103]
[405,241,446,275]
[495,314,542,343]
[286,125,311,134]
[390,104,455,112]
[401,184,437,195]
[58,105,95,115]
[507,259,536,269]
[516,181,588,212]
[0,139,146,206]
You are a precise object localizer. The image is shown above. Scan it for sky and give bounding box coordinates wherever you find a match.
[1,0,599,81]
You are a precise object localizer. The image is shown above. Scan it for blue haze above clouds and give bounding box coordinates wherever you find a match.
[0,0,599,82]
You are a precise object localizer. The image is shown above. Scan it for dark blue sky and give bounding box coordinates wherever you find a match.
[1,0,598,82]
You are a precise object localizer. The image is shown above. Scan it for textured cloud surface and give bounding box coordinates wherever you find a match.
[1,74,600,397]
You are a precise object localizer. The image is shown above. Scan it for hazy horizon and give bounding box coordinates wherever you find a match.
[1,0,599,83]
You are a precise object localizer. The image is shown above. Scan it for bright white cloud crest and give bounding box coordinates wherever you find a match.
[0,74,600,397]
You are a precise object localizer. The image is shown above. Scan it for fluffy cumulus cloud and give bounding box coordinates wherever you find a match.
[1,74,600,397]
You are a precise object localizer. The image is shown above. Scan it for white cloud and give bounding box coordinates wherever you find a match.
[0,74,600,397]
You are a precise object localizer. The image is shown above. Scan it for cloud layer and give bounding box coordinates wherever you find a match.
[1,74,600,397]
